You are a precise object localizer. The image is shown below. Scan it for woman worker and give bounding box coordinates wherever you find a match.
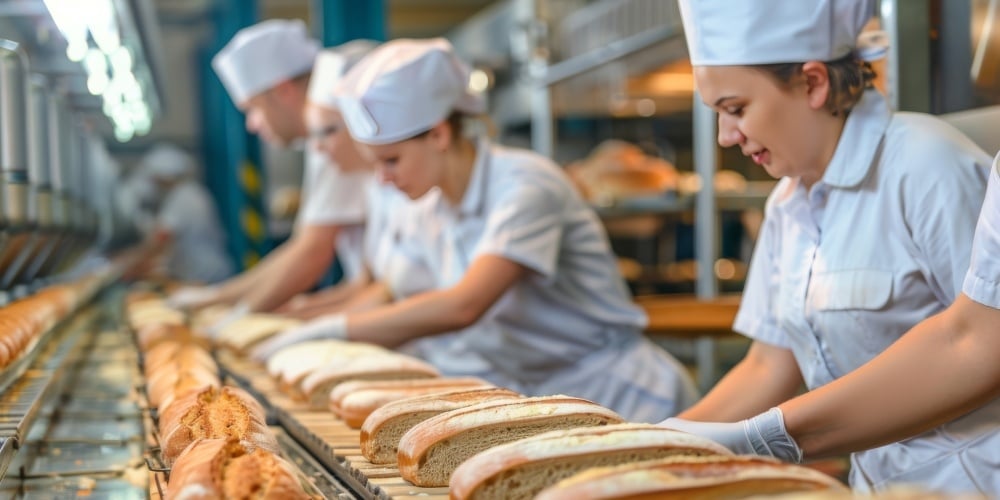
[659,0,995,493]
[255,38,699,422]
[269,43,491,376]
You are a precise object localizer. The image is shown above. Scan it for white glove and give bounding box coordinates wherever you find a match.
[205,302,250,339]
[249,314,348,362]
[658,408,803,462]
[167,285,221,310]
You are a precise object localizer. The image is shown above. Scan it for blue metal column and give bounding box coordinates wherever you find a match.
[198,0,270,271]
[313,0,387,45]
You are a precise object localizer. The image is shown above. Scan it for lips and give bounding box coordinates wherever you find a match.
[749,149,770,166]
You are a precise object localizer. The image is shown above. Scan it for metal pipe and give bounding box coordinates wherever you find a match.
[0,39,30,228]
[693,92,718,300]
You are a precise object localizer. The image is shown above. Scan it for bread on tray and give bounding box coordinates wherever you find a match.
[397,395,624,487]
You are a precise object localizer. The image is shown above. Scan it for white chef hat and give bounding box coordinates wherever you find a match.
[141,144,193,180]
[306,39,379,109]
[679,0,876,66]
[212,19,320,105]
[336,38,486,145]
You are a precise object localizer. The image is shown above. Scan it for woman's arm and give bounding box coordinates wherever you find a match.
[346,254,527,347]
[782,294,1000,458]
[680,341,803,422]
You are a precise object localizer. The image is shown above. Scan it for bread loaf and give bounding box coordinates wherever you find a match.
[215,313,301,352]
[361,387,522,464]
[166,438,310,500]
[158,386,277,464]
[264,340,387,394]
[449,424,733,499]
[298,353,440,409]
[533,455,847,500]
[397,395,624,487]
[148,368,221,411]
[329,377,493,428]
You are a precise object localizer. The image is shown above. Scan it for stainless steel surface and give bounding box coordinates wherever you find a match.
[0,39,29,178]
[0,296,150,497]
[881,0,931,112]
[26,75,49,194]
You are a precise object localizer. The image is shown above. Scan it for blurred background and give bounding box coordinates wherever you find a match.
[1,0,999,297]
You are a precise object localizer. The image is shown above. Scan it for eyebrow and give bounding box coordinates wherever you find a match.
[713,96,738,107]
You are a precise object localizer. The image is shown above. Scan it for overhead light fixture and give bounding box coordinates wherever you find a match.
[43,0,156,142]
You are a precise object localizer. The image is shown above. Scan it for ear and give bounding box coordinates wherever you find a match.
[427,120,453,152]
[800,61,831,111]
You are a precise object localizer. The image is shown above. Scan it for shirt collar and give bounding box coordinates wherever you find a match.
[457,138,491,217]
[821,89,892,189]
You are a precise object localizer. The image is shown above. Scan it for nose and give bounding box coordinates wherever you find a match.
[716,113,745,148]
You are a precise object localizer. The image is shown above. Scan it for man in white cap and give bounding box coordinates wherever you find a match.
[169,20,372,321]
[659,0,996,494]
[142,143,233,284]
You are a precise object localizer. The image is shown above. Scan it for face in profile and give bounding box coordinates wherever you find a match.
[241,87,301,147]
[694,64,833,182]
[304,104,370,172]
[359,126,450,200]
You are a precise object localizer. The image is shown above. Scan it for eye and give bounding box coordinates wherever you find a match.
[724,106,744,117]
[381,157,399,168]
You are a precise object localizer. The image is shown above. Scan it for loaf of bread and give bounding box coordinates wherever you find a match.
[361,387,522,464]
[329,377,493,428]
[166,438,310,500]
[144,341,215,378]
[137,323,206,351]
[215,313,301,352]
[298,353,440,409]
[397,395,625,487]
[449,423,733,499]
[533,455,848,500]
[148,368,221,411]
[158,386,277,464]
[264,340,387,394]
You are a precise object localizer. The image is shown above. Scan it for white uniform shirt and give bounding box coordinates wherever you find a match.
[158,181,234,283]
[408,140,699,422]
[736,90,997,493]
[297,149,370,279]
[361,180,493,375]
[962,155,1000,308]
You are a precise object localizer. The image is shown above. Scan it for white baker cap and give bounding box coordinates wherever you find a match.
[679,0,876,66]
[212,19,320,105]
[336,38,486,145]
[141,144,193,180]
[306,40,379,109]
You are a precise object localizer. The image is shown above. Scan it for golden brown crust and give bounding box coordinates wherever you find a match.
[166,438,311,500]
[158,386,277,464]
[534,456,847,500]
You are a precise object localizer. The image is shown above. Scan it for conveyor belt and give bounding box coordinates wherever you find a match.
[219,352,450,500]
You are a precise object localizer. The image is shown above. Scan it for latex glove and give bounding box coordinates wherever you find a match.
[205,302,250,339]
[167,285,221,310]
[249,314,348,362]
[658,407,803,462]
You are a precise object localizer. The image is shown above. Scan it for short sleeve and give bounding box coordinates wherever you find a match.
[962,159,1000,308]
[296,150,371,226]
[473,183,564,279]
[732,192,792,348]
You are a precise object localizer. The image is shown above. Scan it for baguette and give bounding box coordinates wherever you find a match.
[166,438,310,500]
[330,377,493,428]
[298,353,440,409]
[264,340,387,393]
[215,313,301,352]
[450,423,732,499]
[361,387,522,464]
[533,455,847,500]
[398,395,624,487]
[158,386,277,464]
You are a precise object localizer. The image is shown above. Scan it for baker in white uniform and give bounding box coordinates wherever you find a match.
[142,144,233,284]
[254,44,494,376]
[167,20,372,325]
[256,38,699,422]
[659,0,996,494]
